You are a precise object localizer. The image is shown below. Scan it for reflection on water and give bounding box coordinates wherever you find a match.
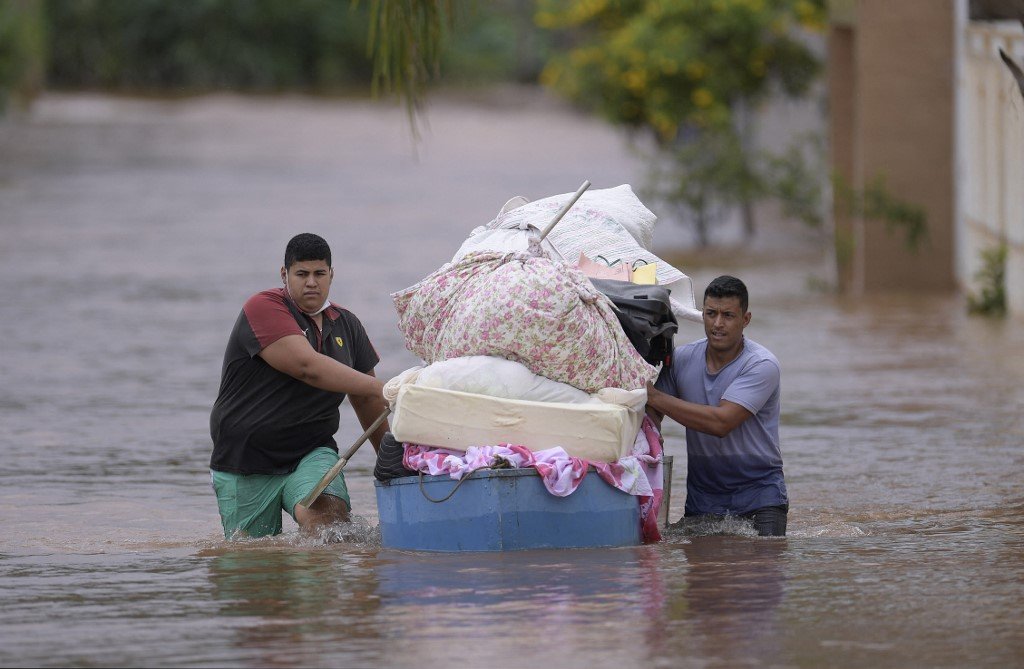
[205,547,383,667]
[1,94,1023,667]
[670,538,787,664]
[369,547,674,668]
[635,536,790,667]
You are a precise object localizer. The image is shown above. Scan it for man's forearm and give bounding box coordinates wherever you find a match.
[307,356,383,397]
[260,334,385,398]
[350,392,391,452]
[647,385,738,438]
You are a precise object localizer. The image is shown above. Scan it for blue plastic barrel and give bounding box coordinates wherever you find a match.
[375,467,641,552]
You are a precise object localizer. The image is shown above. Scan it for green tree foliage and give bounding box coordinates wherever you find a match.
[966,243,1007,317]
[44,0,376,92]
[536,0,826,245]
[441,0,553,85]
[364,0,451,109]
[364,0,553,120]
[834,173,928,251]
[758,131,929,277]
[8,0,541,131]
[0,0,47,112]
[36,0,546,102]
[536,0,824,140]
[644,126,760,247]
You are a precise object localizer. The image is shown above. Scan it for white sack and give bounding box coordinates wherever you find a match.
[468,184,702,323]
[414,356,598,405]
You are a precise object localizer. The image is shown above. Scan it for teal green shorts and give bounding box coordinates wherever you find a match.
[210,447,351,540]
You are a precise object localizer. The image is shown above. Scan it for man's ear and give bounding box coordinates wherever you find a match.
[281,267,287,284]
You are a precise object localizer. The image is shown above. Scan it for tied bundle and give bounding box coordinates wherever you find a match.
[391,249,657,393]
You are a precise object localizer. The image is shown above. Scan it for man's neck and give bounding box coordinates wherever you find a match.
[706,339,744,374]
[284,287,330,324]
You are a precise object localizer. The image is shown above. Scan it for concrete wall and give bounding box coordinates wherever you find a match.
[828,0,959,293]
[960,20,1024,314]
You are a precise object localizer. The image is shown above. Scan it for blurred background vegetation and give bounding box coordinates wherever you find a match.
[0,0,46,111]
[0,0,555,100]
[536,0,827,245]
[0,0,840,247]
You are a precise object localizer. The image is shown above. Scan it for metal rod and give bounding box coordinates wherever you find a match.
[538,180,591,241]
[297,407,392,509]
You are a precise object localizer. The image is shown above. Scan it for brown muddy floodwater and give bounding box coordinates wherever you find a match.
[1,92,1022,668]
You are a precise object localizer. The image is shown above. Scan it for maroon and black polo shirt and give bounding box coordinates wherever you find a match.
[210,287,379,475]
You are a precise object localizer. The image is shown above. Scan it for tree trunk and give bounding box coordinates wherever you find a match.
[694,205,710,247]
[741,197,756,238]
[734,98,758,238]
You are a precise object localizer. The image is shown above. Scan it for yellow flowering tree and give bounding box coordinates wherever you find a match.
[536,0,826,245]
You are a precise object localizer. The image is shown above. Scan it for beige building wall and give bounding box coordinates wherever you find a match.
[829,0,959,293]
[828,23,857,291]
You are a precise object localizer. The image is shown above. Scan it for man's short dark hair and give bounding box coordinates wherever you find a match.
[284,233,332,268]
[704,275,749,313]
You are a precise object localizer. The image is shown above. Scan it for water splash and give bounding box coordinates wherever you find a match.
[291,515,381,548]
[791,522,867,539]
[662,515,760,538]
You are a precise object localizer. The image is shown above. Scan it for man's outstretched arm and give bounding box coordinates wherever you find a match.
[259,334,384,398]
[349,370,390,453]
[645,383,751,438]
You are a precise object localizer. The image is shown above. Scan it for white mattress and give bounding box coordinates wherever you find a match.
[390,385,641,463]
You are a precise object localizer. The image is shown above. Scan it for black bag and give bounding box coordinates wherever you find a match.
[590,278,678,368]
[373,432,415,481]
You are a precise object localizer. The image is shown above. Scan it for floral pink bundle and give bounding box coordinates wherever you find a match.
[392,250,657,393]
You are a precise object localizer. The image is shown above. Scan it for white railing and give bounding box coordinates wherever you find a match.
[960,20,1024,314]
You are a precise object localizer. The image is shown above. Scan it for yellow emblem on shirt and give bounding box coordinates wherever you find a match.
[335,336,344,348]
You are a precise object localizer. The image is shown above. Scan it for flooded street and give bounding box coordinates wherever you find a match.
[1,92,1022,668]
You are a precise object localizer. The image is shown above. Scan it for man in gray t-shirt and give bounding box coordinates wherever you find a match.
[647,275,789,536]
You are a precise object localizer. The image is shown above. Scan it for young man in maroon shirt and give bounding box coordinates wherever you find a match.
[209,233,389,539]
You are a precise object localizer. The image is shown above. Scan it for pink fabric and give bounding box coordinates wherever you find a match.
[401,417,665,543]
[594,417,663,543]
[403,443,590,497]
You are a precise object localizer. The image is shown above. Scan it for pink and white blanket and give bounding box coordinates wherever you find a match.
[402,417,665,543]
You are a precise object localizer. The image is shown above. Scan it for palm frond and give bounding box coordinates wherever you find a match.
[363,0,455,128]
[999,47,1024,98]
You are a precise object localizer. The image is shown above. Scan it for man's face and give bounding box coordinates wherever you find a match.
[702,295,750,353]
[282,260,332,313]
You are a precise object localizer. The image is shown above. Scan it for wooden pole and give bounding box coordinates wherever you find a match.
[538,180,591,241]
[297,407,392,509]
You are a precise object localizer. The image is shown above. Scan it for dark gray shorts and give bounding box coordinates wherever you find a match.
[679,504,789,537]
